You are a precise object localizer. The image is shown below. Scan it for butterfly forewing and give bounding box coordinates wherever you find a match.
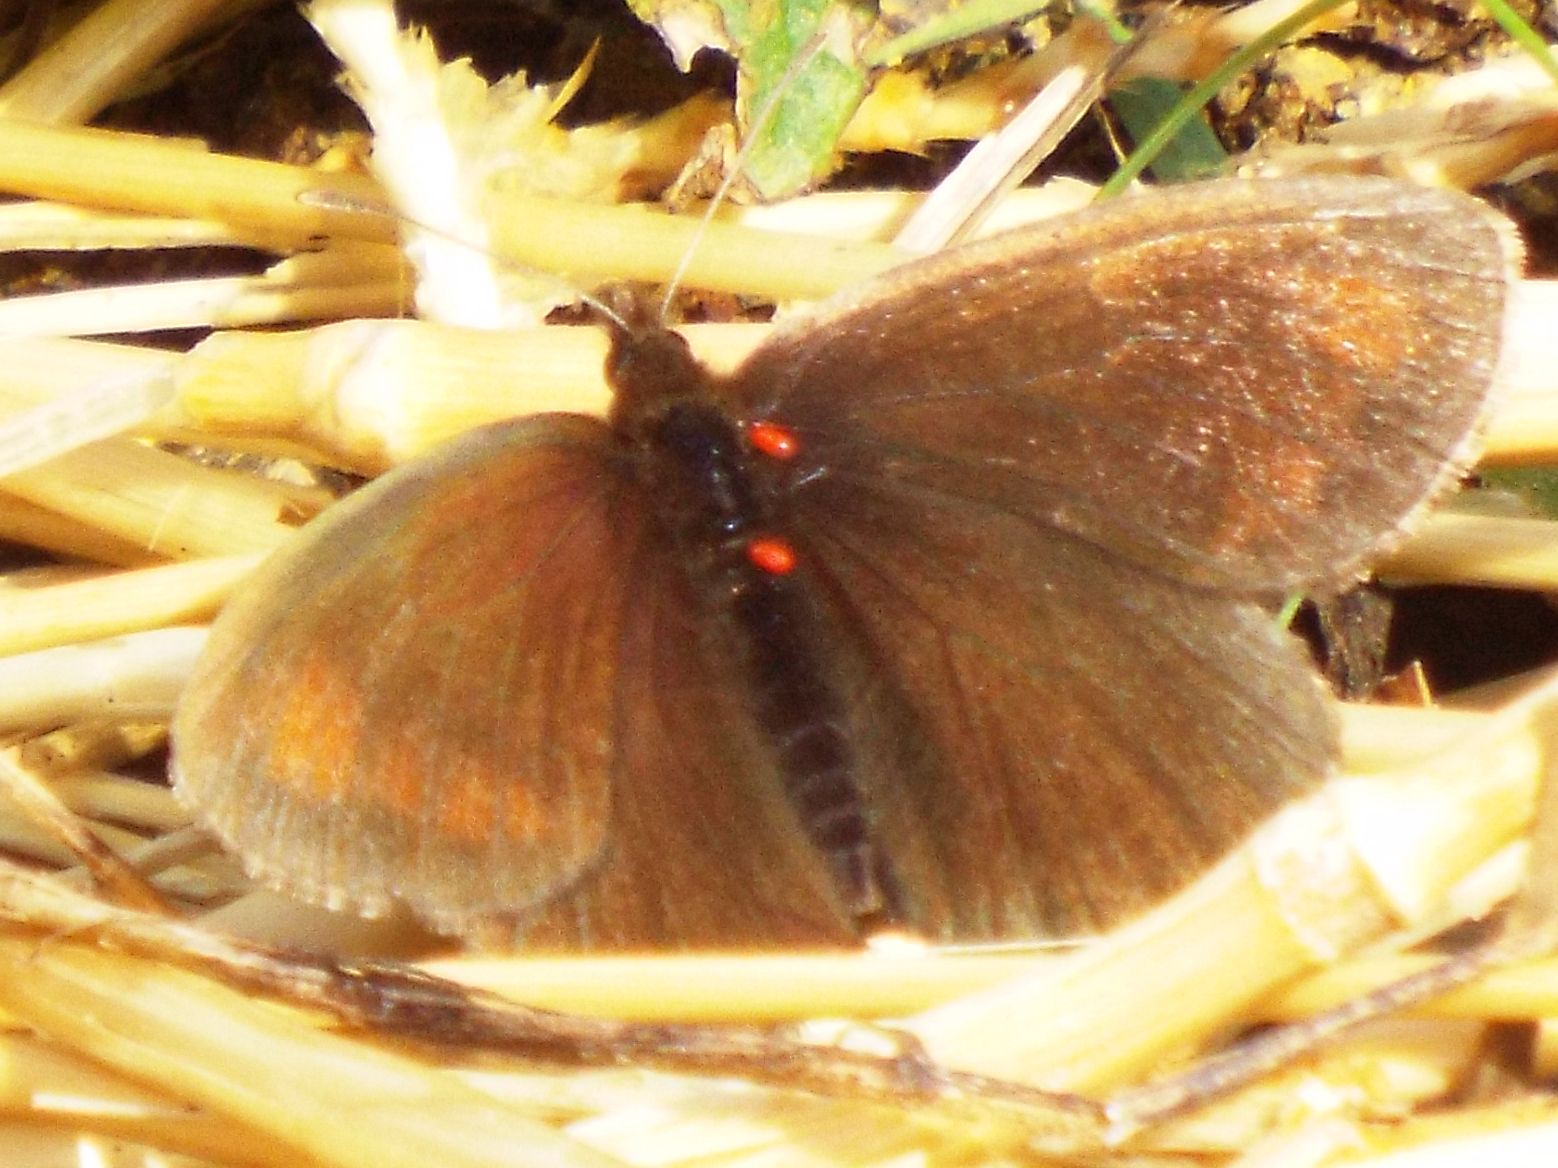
[731,176,1516,596]
[173,416,634,927]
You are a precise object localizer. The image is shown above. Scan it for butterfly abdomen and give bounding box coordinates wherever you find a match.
[617,332,898,925]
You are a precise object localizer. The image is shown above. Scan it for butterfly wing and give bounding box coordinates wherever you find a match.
[732,176,1516,595]
[713,176,1510,938]
[788,475,1334,938]
[173,413,858,945]
[172,416,629,926]
[519,531,860,949]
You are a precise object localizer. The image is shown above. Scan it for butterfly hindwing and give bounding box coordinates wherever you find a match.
[518,529,862,949]
[789,474,1334,938]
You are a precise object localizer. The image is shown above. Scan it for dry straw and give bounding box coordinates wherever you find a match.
[1,1,1558,1166]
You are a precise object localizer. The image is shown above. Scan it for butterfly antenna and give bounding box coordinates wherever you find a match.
[296,186,632,334]
[658,30,831,321]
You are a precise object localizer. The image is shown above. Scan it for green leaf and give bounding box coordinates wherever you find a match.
[632,0,875,199]
[1107,76,1227,183]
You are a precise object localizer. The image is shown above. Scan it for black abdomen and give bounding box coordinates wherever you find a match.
[641,398,894,922]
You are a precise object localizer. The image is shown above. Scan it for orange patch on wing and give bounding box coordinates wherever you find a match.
[270,652,364,802]
[434,764,549,847]
[435,768,498,844]
[372,720,435,822]
[1206,433,1327,559]
[1305,276,1408,377]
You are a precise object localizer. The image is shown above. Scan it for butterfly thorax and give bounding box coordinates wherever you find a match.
[607,325,787,568]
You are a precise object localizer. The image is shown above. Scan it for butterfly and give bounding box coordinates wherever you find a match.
[171,175,1517,950]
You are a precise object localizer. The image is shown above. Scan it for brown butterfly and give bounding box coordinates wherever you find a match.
[172,176,1518,950]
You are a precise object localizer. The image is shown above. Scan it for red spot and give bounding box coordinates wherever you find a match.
[748,421,799,461]
[747,536,798,576]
